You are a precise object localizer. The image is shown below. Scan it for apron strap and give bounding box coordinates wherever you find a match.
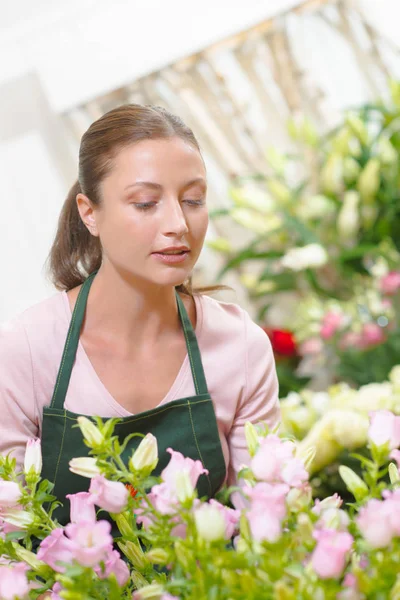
[50,272,97,409]
[175,292,209,396]
[51,273,209,409]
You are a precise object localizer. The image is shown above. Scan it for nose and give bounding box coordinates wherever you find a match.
[163,199,189,238]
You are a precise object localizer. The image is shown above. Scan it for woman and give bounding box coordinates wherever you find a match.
[0,104,279,525]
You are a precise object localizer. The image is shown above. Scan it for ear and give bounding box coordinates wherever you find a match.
[76,193,99,237]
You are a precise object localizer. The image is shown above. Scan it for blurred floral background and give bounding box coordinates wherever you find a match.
[2,0,400,500]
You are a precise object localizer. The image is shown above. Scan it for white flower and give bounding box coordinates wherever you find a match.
[194,504,226,542]
[280,244,328,272]
[129,433,158,475]
[24,439,42,477]
[389,366,400,387]
[69,457,101,478]
[77,416,104,448]
[296,195,335,221]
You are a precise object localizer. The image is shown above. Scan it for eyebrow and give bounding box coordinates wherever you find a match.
[124,178,206,192]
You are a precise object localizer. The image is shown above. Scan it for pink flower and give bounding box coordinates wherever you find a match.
[245,482,288,543]
[311,529,353,579]
[51,582,63,600]
[339,331,363,350]
[368,410,400,450]
[161,595,179,600]
[312,494,343,516]
[251,435,307,487]
[162,449,208,489]
[320,311,345,340]
[0,481,21,509]
[281,458,308,487]
[380,271,400,296]
[66,492,96,524]
[356,499,394,548]
[299,337,323,355]
[0,563,29,600]
[37,528,76,573]
[95,549,130,586]
[89,475,129,513]
[358,323,385,349]
[251,435,293,481]
[209,499,240,539]
[65,520,113,568]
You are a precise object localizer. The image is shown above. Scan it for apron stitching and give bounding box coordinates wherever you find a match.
[51,283,86,408]
[42,398,211,423]
[52,411,68,489]
[181,323,199,395]
[186,400,212,496]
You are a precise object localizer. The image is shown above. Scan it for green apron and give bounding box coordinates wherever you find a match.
[40,271,226,528]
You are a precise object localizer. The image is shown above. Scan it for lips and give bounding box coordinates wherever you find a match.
[153,246,190,255]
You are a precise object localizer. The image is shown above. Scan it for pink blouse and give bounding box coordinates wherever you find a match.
[0,291,280,486]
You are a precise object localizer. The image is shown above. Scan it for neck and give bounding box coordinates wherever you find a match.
[83,264,185,349]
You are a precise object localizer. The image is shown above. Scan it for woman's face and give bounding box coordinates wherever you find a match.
[86,137,208,288]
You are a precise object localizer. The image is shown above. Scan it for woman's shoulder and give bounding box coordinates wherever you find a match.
[0,291,69,356]
[197,293,272,353]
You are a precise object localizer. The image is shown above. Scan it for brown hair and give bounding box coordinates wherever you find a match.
[47,104,227,296]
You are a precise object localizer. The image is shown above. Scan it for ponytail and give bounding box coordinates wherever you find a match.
[47,181,102,291]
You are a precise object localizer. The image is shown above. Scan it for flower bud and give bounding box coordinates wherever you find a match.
[132,583,164,600]
[357,158,380,203]
[24,438,42,478]
[118,540,148,571]
[244,422,260,457]
[77,416,104,448]
[337,191,360,240]
[286,485,312,512]
[320,153,342,194]
[12,543,50,577]
[194,504,226,542]
[389,462,400,485]
[377,138,397,165]
[146,548,169,565]
[346,114,369,145]
[115,512,134,537]
[175,470,195,504]
[1,509,35,529]
[129,433,158,475]
[343,157,361,183]
[69,457,101,478]
[339,466,368,501]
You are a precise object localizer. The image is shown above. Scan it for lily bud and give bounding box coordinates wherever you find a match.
[346,114,369,145]
[129,433,158,476]
[320,153,342,195]
[357,158,380,203]
[244,422,260,457]
[24,438,42,478]
[343,157,361,183]
[77,416,104,448]
[339,466,369,501]
[337,191,360,240]
[69,457,101,478]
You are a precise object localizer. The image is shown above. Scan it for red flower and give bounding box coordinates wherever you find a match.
[126,484,138,499]
[264,328,297,357]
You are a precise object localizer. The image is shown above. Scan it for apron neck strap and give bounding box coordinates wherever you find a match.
[50,273,208,409]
